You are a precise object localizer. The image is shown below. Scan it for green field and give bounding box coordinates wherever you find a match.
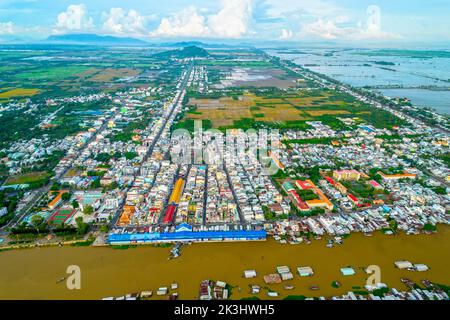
[15,66,91,81]
[5,172,51,186]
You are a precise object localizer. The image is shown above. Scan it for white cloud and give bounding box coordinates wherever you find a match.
[264,0,343,20]
[279,28,293,40]
[54,4,94,33]
[300,5,399,41]
[152,6,208,37]
[208,0,253,38]
[351,5,400,40]
[152,0,253,38]
[301,18,348,40]
[102,8,148,36]
[0,21,15,35]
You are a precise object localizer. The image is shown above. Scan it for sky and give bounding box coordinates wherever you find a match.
[0,0,450,44]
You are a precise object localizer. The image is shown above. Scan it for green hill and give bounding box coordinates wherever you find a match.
[154,45,210,59]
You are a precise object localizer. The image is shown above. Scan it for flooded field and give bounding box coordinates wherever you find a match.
[0,227,449,300]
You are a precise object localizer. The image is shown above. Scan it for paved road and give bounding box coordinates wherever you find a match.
[110,61,194,228]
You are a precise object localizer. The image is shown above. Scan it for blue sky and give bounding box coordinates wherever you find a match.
[0,0,449,43]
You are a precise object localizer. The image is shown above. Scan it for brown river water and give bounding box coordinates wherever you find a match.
[0,227,449,300]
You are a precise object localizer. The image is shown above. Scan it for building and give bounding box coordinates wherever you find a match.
[369,180,383,189]
[0,207,7,217]
[347,194,359,205]
[296,180,334,211]
[269,151,285,171]
[289,190,309,211]
[108,223,267,244]
[333,170,361,181]
[118,205,135,226]
[395,261,413,269]
[48,190,69,210]
[340,267,356,276]
[297,266,314,277]
[378,171,417,181]
[282,181,295,193]
[244,270,257,278]
[335,182,348,195]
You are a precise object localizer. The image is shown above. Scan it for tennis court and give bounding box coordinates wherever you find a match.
[48,208,76,224]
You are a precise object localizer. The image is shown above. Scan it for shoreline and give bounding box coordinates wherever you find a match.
[0,226,449,300]
[0,226,443,252]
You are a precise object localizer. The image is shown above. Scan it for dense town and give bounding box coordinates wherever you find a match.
[0,45,449,302]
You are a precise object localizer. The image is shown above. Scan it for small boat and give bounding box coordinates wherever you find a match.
[309,285,320,291]
[284,285,295,290]
[400,278,415,288]
[421,279,433,289]
[400,278,410,283]
[168,293,178,300]
[56,276,66,284]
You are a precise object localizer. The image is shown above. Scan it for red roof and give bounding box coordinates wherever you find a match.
[289,190,309,210]
[163,205,176,223]
[325,176,335,185]
[347,194,358,203]
[369,180,381,188]
[296,180,314,190]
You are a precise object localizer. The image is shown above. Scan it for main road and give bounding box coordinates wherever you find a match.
[109,60,194,228]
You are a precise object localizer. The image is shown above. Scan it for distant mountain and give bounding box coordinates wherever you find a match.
[161,41,206,47]
[154,45,210,58]
[45,34,149,46]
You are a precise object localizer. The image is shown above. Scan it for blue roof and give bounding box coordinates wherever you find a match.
[108,229,266,243]
[175,223,193,232]
[359,125,374,133]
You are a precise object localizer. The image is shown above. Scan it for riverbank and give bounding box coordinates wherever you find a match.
[0,227,449,300]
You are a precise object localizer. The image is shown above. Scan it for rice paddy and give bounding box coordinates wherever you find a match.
[0,88,40,99]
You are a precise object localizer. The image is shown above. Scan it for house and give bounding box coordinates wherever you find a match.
[0,207,7,217]
[414,264,429,272]
[297,266,314,277]
[340,267,356,276]
[347,194,359,205]
[335,182,348,195]
[369,180,383,189]
[394,261,413,269]
[244,270,257,278]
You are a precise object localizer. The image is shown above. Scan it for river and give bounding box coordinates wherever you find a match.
[0,227,449,300]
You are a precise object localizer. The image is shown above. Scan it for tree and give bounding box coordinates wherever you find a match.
[50,182,60,191]
[75,217,89,235]
[83,205,94,215]
[31,214,44,228]
[71,200,79,209]
[61,192,71,201]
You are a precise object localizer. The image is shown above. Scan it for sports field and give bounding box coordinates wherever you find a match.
[48,208,76,224]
